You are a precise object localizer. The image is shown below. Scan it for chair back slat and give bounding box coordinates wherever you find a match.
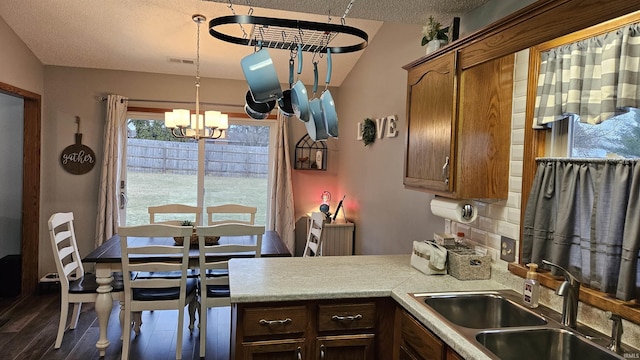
[206,204,257,225]
[48,212,84,288]
[148,204,202,225]
[303,212,325,257]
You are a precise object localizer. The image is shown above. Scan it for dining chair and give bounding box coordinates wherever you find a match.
[303,212,325,257]
[206,204,257,225]
[48,212,125,349]
[118,224,198,360]
[148,203,202,225]
[195,223,265,358]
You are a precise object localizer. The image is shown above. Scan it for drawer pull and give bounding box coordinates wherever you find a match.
[320,344,326,359]
[296,346,303,360]
[331,314,363,321]
[258,318,292,326]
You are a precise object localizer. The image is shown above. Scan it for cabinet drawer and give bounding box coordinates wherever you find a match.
[317,302,376,332]
[243,306,307,337]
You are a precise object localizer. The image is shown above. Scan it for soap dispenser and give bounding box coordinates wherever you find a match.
[523,263,540,308]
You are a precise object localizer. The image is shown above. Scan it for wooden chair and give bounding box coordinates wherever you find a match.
[303,212,325,257]
[148,203,202,225]
[206,204,257,225]
[48,212,125,349]
[118,224,198,360]
[195,224,265,358]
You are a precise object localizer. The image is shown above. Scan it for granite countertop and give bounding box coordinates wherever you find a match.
[228,254,510,360]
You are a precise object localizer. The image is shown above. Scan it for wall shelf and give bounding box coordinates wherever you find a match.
[295,134,327,170]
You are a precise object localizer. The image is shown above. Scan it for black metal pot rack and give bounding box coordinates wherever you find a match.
[209,15,368,54]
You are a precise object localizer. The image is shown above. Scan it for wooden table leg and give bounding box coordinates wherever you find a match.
[95,265,114,357]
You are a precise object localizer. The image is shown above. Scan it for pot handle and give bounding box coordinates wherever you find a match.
[289,58,295,87]
[325,48,332,86]
[297,43,303,74]
[313,61,319,94]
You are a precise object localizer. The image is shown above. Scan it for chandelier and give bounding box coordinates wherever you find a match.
[164,14,228,139]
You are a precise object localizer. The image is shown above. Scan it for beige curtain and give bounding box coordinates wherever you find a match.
[269,112,295,252]
[95,94,128,247]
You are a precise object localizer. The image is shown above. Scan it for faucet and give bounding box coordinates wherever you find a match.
[606,311,623,354]
[542,259,581,329]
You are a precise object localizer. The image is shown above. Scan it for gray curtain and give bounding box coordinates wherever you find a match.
[95,94,128,247]
[534,22,640,126]
[268,112,295,253]
[523,158,640,301]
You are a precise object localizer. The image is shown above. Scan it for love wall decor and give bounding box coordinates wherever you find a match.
[357,115,399,146]
[60,116,96,175]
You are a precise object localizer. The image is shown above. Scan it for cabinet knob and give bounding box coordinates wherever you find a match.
[297,346,303,360]
[320,344,326,359]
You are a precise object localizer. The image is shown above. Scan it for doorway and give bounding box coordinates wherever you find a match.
[0,81,41,296]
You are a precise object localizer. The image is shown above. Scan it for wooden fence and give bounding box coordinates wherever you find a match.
[127,139,268,178]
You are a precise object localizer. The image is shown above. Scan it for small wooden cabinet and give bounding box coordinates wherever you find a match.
[232,298,394,359]
[403,51,514,200]
[394,307,462,360]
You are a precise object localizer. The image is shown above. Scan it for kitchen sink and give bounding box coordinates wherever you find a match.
[476,328,624,360]
[415,291,547,328]
[410,290,627,360]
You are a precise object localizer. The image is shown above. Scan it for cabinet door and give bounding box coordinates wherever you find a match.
[395,309,444,360]
[404,51,456,193]
[316,334,375,360]
[242,338,305,360]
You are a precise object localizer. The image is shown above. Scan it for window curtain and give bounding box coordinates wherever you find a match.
[534,22,640,127]
[522,158,640,301]
[95,94,128,247]
[268,112,295,252]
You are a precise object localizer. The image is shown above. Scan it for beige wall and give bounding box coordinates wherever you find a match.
[336,22,442,255]
[0,16,43,94]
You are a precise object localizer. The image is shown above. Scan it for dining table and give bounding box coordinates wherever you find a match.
[83,230,291,357]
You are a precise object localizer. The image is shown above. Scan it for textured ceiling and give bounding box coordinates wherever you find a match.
[0,0,489,86]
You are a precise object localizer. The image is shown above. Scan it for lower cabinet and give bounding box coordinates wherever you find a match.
[232,298,394,359]
[394,307,462,360]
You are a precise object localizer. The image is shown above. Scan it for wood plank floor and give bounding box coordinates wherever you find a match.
[0,292,231,360]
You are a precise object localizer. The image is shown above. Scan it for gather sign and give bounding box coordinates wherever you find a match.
[60,116,96,175]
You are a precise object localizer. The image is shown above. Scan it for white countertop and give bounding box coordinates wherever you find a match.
[228,254,511,360]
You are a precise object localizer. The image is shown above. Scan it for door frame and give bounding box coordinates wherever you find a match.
[0,81,41,295]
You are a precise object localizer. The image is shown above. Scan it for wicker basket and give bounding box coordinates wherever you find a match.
[174,229,219,247]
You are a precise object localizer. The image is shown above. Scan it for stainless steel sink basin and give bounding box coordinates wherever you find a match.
[416,291,547,328]
[476,328,624,360]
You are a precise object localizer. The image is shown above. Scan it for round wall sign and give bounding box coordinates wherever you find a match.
[60,116,96,175]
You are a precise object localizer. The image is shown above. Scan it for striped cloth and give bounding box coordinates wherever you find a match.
[534,22,640,127]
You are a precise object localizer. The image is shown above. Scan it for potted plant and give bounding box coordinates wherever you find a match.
[173,220,219,246]
[421,16,449,54]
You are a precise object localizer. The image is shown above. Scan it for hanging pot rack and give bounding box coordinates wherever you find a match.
[208,15,368,54]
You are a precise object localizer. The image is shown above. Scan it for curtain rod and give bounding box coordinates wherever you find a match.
[97,96,243,109]
[536,157,640,164]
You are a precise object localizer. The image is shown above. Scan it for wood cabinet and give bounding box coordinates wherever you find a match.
[403,51,514,200]
[393,308,462,360]
[232,298,394,359]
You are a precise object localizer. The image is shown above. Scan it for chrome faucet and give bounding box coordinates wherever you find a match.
[606,311,623,354]
[542,259,581,329]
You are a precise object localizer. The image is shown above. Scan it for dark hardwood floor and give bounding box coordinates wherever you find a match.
[0,292,231,360]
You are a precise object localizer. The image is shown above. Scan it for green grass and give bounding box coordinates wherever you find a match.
[125,171,268,226]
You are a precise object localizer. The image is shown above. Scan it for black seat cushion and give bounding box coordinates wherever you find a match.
[205,284,230,298]
[132,277,197,301]
[69,272,127,293]
[134,269,199,279]
[205,269,229,277]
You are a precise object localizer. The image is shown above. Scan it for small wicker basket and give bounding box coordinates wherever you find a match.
[173,229,219,247]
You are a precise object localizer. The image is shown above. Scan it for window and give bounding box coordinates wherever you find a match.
[121,111,275,226]
[550,108,640,158]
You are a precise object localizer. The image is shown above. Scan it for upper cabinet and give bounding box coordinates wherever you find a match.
[402,0,638,200]
[403,51,514,200]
